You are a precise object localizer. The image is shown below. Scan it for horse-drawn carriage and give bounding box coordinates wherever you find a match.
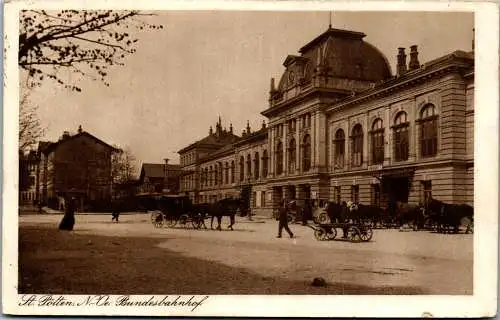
[137,194,205,229]
[308,222,374,242]
[138,194,243,231]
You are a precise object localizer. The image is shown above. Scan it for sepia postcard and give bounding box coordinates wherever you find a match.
[3,0,499,317]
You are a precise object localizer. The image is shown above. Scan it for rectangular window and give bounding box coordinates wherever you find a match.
[261,191,266,207]
[371,184,381,207]
[351,185,359,203]
[252,191,257,208]
[421,180,432,204]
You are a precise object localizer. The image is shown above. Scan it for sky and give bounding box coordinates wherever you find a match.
[25,11,474,169]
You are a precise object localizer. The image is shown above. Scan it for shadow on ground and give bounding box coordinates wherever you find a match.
[18,226,426,295]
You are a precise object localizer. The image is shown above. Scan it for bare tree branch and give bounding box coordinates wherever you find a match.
[19,10,163,92]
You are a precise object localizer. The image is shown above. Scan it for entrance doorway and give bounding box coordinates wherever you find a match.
[387,177,409,203]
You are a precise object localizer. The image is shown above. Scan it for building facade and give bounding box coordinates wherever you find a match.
[178,26,474,217]
[37,126,118,211]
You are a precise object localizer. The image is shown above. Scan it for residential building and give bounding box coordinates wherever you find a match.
[37,126,118,211]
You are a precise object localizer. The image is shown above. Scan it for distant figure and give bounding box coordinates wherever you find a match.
[277,200,294,239]
[59,197,76,231]
[111,202,121,223]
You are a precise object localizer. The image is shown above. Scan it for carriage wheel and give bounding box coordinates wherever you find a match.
[326,227,337,240]
[347,226,361,243]
[359,226,373,242]
[151,212,164,228]
[318,213,330,224]
[314,228,326,241]
[179,214,189,226]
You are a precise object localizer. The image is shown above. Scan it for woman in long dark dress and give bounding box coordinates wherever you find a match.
[59,197,76,231]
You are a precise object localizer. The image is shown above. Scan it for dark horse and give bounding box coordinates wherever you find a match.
[392,202,426,230]
[426,198,474,233]
[208,198,243,231]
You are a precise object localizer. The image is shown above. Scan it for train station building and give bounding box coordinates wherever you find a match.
[178,26,474,217]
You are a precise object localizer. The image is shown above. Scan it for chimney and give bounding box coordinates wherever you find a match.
[77,125,82,133]
[209,126,213,135]
[270,77,276,93]
[229,123,233,134]
[396,47,407,76]
[242,129,246,137]
[62,131,70,139]
[262,120,266,129]
[408,45,420,70]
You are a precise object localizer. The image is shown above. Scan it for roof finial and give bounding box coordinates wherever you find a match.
[329,11,332,29]
[78,125,82,133]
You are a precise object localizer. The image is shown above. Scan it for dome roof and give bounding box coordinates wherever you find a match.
[276,27,392,94]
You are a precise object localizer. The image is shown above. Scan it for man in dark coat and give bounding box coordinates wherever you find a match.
[277,200,294,238]
[59,197,76,231]
[111,201,121,223]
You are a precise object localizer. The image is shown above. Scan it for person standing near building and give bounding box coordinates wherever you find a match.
[59,196,76,231]
[277,200,294,238]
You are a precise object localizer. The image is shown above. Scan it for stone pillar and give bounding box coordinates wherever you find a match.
[269,126,274,177]
[296,118,301,174]
[385,107,392,166]
[408,98,417,162]
[283,122,288,175]
[316,111,327,170]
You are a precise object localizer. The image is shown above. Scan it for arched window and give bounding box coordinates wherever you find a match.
[351,124,363,167]
[288,138,296,172]
[239,156,244,181]
[262,150,269,178]
[393,112,409,161]
[276,142,283,175]
[224,162,229,184]
[254,152,260,180]
[302,134,311,172]
[371,118,384,164]
[334,129,345,169]
[246,154,252,179]
[420,104,438,157]
[230,160,235,183]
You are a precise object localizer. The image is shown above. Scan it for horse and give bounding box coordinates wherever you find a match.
[206,198,243,231]
[426,198,474,233]
[392,202,425,230]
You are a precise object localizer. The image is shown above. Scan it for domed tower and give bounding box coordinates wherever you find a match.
[267,27,392,108]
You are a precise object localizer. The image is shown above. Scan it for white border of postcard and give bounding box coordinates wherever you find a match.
[3,0,499,317]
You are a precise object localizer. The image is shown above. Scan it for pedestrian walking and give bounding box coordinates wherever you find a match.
[59,196,76,231]
[277,200,294,238]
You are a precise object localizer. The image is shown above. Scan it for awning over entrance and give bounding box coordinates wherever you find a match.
[380,167,416,179]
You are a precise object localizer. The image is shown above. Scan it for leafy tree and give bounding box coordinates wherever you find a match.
[19,10,162,91]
